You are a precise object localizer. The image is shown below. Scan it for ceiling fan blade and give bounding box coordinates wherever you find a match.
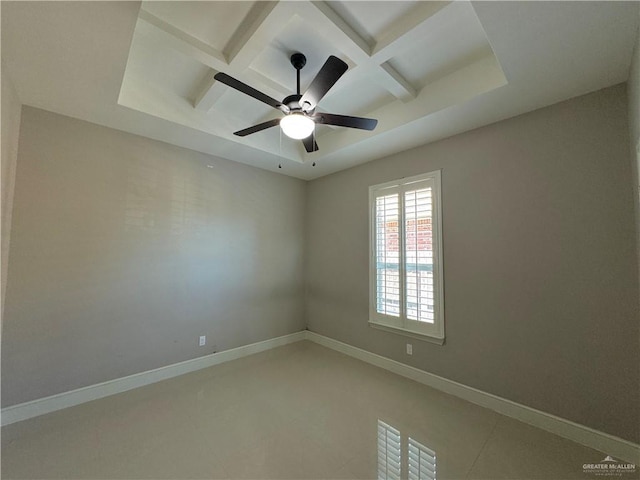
[215,72,288,113]
[313,113,378,131]
[234,118,281,137]
[302,135,319,153]
[300,56,348,112]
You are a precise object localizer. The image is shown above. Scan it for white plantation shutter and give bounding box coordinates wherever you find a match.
[375,194,400,317]
[405,187,434,323]
[377,421,401,480]
[408,438,436,480]
[369,171,444,341]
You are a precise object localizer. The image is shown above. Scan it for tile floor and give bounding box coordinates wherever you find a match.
[1,341,631,479]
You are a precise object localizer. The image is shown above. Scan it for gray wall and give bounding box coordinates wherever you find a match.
[627,13,640,287]
[306,84,639,443]
[1,62,22,322]
[1,107,306,407]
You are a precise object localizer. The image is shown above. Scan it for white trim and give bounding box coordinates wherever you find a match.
[0,331,306,426]
[304,331,640,465]
[369,320,445,345]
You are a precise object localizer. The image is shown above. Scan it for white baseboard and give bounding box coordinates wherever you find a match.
[1,331,306,427]
[304,331,640,465]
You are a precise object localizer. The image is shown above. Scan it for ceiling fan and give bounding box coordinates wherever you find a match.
[214,53,378,153]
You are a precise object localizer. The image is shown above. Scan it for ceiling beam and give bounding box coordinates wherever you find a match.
[138,9,227,68]
[193,70,225,111]
[224,2,279,66]
[378,63,416,102]
[308,1,372,57]
[372,2,451,59]
[138,7,290,112]
[185,1,304,113]
[137,11,228,72]
[307,1,420,102]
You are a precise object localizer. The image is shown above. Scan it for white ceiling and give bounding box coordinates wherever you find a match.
[2,1,638,181]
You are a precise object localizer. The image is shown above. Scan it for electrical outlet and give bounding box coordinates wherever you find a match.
[406,343,413,355]
[199,335,206,346]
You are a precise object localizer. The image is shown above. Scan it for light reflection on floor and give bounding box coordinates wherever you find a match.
[378,420,436,480]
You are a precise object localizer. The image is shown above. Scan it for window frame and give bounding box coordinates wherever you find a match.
[368,170,445,345]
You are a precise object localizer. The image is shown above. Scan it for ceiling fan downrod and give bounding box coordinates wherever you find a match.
[290,52,306,96]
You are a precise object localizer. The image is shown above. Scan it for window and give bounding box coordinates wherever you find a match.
[369,171,444,343]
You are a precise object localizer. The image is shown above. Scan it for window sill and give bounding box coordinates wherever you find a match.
[368,320,445,345]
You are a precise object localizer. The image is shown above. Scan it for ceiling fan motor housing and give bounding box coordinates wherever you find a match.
[282,94,312,115]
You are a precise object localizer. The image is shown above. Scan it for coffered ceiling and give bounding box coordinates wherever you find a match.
[2,1,638,180]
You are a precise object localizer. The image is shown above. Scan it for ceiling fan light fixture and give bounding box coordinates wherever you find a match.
[280,113,315,139]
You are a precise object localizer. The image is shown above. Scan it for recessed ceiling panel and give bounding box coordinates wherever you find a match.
[125,20,211,101]
[319,80,395,118]
[211,88,277,130]
[387,1,493,89]
[141,1,255,52]
[328,1,419,46]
